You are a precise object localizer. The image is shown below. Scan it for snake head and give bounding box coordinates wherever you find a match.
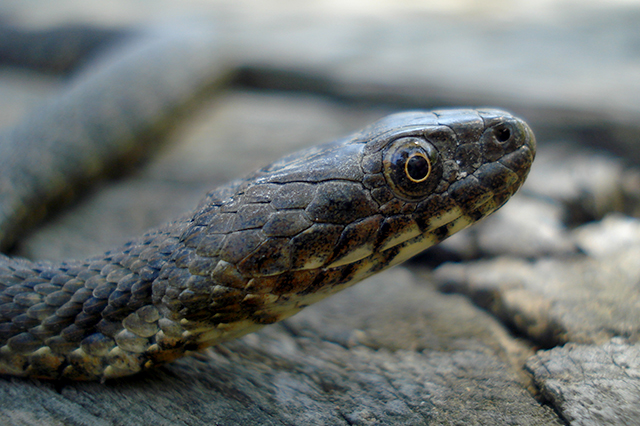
[168,109,535,334]
[349,108,536,268]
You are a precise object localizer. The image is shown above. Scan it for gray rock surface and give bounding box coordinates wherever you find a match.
[526,338,640,426]
[436,245,640,346]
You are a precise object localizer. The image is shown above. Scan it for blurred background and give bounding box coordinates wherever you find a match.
[2,0,640,150]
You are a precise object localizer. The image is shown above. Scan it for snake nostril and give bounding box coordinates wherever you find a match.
[494,126,511,143]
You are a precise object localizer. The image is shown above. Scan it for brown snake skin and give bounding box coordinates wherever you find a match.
[0,26,536,381]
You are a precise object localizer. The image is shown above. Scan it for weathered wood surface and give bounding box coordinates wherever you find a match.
[2,1,640,425]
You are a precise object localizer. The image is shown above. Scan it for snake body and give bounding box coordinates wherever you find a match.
[0,26,536,381]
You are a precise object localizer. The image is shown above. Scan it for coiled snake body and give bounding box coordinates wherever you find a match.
[0,27,536,381]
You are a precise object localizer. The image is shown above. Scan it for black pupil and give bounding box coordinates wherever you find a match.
[407,154,429,181]
[494,126,511,143]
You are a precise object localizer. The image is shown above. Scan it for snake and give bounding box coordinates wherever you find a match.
[0,24,536,381]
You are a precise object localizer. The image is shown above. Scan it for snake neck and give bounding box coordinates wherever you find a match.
[0,219,198,376]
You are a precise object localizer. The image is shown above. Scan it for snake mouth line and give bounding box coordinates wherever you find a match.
[381,191,500,269]
[306,192,502,310]
[327,184,504,273]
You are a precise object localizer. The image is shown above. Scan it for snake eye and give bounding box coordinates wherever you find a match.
[383,137,441,201]
[405,153,431,182]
